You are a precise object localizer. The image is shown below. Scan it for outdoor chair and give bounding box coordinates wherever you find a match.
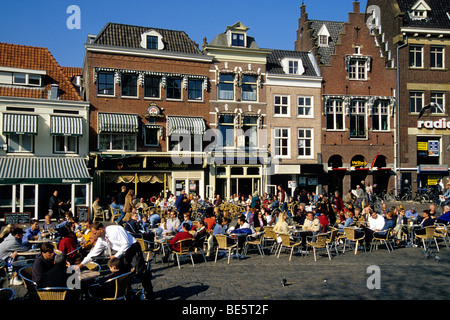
[262,227,278,254]
[88,268,135,300]
[307,233,331,261]
[109,206,121,223]
[370,228,394,253]
[37,287,75,301]
[172,238,195,269]
[243,231,265,258]
[136,238,162,269]
[434,223,449,249]
[276,233,302,261]
[93,207,106,222]
[0,288,15,300]
[343,227,366,255]
[214,234,238,264]
[415,226,438,252]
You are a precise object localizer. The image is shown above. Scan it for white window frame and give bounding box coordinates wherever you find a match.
[97,71,115,97]
[289,60,299,74]
[297,96,314,118]
[53,135,78,154]
[349,100,368,139]
[98,133,137,151]
[326,99,345,131]
[297,128,314,159]
[7,134,34,153]
[218,74,235,101]
[166,77,183,101]
[348,58,367,80]
[372,100,390,132]
[143,125,161,147]
[409,45,424,68]
[430,92,445,114]
[13,73,42,87]
[187,79,204,102]
[430,46,445,69]
[273,95,290,117]
[273,127,290,159]
[410,91,424,114]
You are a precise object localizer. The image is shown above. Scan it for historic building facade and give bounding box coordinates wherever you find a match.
[82,23,213,202]
[296,1,397,196]
[0,43,90,220]
[366,0,450,193]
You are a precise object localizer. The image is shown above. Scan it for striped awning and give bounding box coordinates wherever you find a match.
[98,113,139,134]
[51,116,83,136]
[0,157,91,184]
[3,114,38,135]
[167,116,206,136]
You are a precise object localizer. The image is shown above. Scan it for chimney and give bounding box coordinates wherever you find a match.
[353,1,360,13]
[48,84,59,100]
[301,4,306,16]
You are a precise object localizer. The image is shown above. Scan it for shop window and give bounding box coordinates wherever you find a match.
[99,134,136,151]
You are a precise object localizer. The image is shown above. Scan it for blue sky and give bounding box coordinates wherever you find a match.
[0,0,367,68]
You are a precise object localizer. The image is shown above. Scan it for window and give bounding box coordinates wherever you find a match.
[146,35,158,49]
[188,79,203,101]
[143,125,160,147]
[319,35,328,46]
[348,58,367,80]
[326,99,344,130]
[298,128,313,158]
[274,95,289,116]
[274,128,290,158]
[8,134,34,153]
[242,116,258,148]
[166,77,182,100]
[218,74,234,101]
[13,73,41,86]
[217,114,235,147]
[410,91,424,113]
[372,100,390,131]
[98,134,136,151]
[169,134,202,152]
[409,45,423,68]
[54,136,78,153]
[232,33,245,47]
[121,74,138,97]
[242,75,257,101]
[349,100,367,139]
[431,46,445,69]
[431,92,445,114]
[144,75,160,98]
[97,72,115,96]
[289,61,299,74]
[297,96,313,117]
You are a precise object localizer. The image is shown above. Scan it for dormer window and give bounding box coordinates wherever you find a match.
[410,0,431,20]
[232,33,245,47]
[140,30,164,50]
[280,58,305,75]
[318,24,331,47]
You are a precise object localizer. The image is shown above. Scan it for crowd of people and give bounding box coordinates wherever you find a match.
[0,181,449,300]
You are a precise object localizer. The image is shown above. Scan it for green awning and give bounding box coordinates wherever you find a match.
[3,113,38,135]
[0,157,91,184]
[51,116,83,136]
[167,116,206,136]
[98,113,139,134]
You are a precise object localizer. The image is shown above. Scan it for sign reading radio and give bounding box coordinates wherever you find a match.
[418,118,450,130]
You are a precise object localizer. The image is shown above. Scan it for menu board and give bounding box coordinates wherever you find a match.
[77,206,89,222]
[4,212,31,225]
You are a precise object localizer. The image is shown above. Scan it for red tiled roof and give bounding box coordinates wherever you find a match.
[0,43,82,101]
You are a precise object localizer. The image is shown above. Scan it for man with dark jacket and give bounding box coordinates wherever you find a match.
[48,190,62,219]
[32,242,56,285]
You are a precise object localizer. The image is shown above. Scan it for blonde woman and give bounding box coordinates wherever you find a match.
[273,211,290,234]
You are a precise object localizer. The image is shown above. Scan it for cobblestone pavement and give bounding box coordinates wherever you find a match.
[5,200,449,303]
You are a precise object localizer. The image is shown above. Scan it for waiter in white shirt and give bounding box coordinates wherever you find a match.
[363,210,385,247]
[76,222,154,300]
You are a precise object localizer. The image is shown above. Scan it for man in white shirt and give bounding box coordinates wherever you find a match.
[364,210,385,247]
[76,222,154,300]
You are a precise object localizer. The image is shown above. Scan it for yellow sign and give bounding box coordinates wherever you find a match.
[351,161,367,168]
[428,176,440,186]
[417,142,428,151]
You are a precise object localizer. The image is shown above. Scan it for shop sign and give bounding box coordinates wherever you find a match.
[428,140,439,157]
[418,118,450,130]
[351,161,367,168]
[417,142,428,151]
[418,164,449,173]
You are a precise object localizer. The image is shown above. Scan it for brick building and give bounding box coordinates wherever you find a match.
[82,23,213,202]
[366,0,450,194]
[0,43,90,220]
[295,1,397,196]
[265,49,323,197]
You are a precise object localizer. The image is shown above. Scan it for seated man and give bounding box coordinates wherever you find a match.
[170,223,193,252]
[414,210,435,236]
[22,220,41,247]
[32,242,56,286]
[363,210,385,247]
[437,206,450,225]
[405,206,419,221]
[37,253,70,289]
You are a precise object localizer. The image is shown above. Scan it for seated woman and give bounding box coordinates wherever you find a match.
[58,225,78,263]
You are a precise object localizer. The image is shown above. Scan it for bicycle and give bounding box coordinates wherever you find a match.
[383,187,399,202]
